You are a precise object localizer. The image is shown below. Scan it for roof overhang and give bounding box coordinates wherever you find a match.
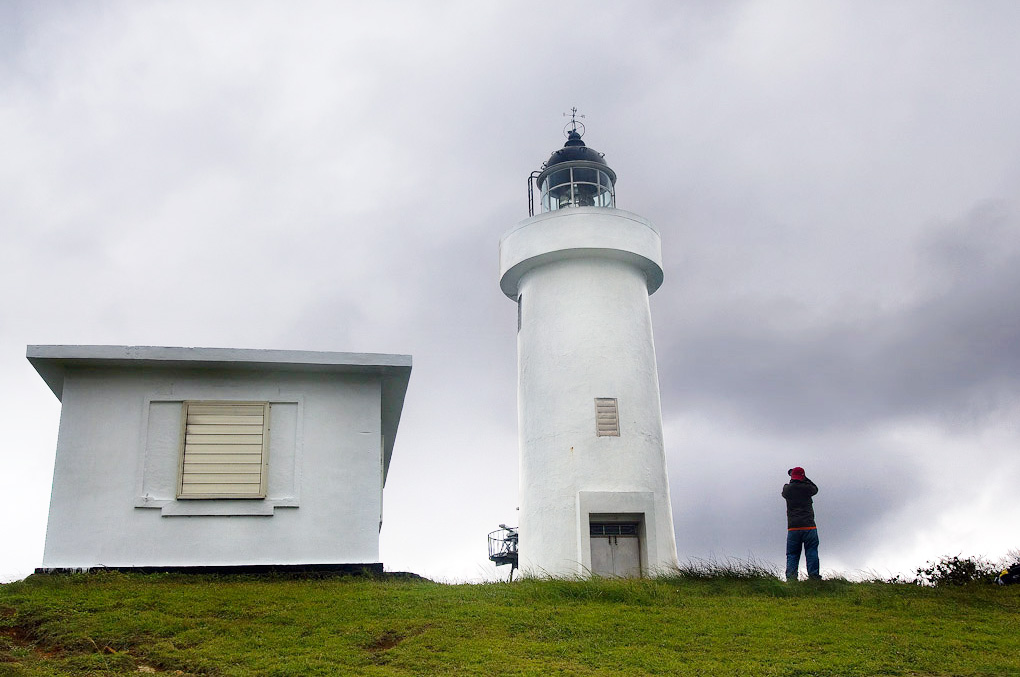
[27,345,412,482]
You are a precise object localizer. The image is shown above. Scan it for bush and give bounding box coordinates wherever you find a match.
[914,555,999,587]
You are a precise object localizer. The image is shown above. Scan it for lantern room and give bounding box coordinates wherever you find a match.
[534,128,617,213]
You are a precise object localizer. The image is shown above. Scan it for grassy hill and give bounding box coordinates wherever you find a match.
[2,571,1018,676]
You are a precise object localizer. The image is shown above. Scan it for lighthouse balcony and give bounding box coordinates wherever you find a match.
[499,207,664,299]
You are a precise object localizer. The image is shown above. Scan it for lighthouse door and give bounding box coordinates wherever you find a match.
[589,523,641,577]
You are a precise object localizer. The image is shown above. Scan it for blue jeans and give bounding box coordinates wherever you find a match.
[786,529,820,581]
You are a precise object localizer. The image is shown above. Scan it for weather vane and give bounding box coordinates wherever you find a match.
[563,107,586,138]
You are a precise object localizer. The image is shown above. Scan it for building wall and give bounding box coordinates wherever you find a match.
[516,257,678,576]
[41,367,384,568]
[501,207,679,577]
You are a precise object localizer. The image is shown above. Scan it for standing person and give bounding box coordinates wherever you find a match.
[783,467,820,581]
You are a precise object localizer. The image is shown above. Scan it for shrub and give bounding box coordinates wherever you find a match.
[914,555,999,587]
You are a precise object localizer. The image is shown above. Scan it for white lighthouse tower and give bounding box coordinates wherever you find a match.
[499,117,679,578]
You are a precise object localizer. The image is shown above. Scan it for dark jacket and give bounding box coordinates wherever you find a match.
[782,478,818,529]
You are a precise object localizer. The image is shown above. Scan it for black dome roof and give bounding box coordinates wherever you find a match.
[543,130,609,168]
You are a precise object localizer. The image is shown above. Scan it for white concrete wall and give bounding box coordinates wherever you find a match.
[500,207,679,577]
[41,367,386,568]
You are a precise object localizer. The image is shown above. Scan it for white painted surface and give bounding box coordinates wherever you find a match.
[29,347,411,569]
[499,207,663,299]
[499,208,678,577]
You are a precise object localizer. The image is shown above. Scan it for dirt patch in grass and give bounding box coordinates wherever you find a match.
[1,622,66,662]
[364,630,405,652]
[363,625,427,653]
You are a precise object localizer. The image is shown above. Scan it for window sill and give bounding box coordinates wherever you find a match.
[134,497,298,517]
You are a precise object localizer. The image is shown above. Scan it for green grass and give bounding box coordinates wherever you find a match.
[1,571,1019,676]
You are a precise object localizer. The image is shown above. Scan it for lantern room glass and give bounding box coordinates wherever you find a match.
[540,166,615,212]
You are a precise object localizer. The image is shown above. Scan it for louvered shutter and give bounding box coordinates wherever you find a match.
[178,402,269,499]
[594,397,620,437]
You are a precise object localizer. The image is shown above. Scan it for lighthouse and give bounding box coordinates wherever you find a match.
[499,116,679,577]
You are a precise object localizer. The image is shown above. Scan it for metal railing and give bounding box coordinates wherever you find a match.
[488,525,519,581]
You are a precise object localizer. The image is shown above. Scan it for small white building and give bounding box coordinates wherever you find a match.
[499,125,679,578]
[28,345,411,573]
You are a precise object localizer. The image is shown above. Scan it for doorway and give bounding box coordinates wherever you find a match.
[589,522,642,577]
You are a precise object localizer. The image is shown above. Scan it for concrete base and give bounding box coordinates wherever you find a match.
[34,563,386,576]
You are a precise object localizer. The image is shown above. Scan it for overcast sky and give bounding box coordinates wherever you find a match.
[2,1,1019,582]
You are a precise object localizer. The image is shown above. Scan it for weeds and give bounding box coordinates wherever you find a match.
[663,556,781,581]
[913,554,1001,586]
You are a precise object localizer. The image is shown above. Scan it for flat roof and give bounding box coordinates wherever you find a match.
[28,344,411,396]
[27,345,412,479]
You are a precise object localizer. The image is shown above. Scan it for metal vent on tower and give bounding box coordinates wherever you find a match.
[594,397,620,437]
[590,522,639,536]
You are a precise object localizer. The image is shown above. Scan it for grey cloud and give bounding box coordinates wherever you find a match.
[658,202,1020,433]
[666,427,929,573]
